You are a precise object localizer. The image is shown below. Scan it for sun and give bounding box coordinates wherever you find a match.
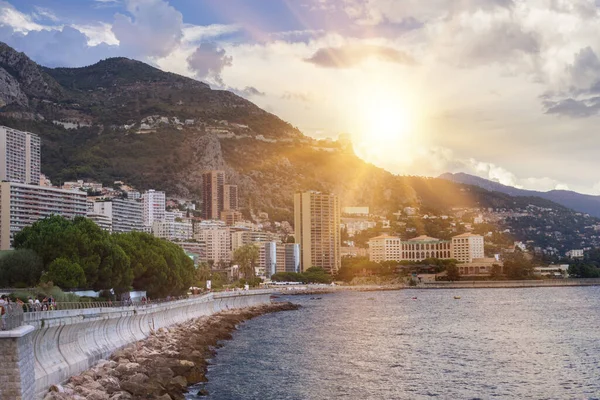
[361,101,413,145]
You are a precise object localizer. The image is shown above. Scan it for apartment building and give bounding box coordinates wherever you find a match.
[294,191,341,274]
[93,198,144,233]
[0,182,88,249]
[0,126,41,185]
[142,190,166,227]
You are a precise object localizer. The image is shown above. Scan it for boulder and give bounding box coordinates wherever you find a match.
[115,362,140,377]
[98,376,121,394]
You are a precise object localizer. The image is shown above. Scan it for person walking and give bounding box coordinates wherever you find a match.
[0,295,8,330]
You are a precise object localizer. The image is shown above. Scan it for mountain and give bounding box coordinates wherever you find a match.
[0,42,587,225]
[440,172,600,218]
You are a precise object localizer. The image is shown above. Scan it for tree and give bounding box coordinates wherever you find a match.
[0,249,43,287]
[44,258,86,289]
[503,251,534,280]
[233,244,259,279]
[490,264,503,280]
[446,264,460,281]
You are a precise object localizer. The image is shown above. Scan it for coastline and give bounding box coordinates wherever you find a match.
[43,301,300,400]
[276,278,600,295]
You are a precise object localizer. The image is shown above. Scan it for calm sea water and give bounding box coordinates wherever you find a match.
[188,287,600,400]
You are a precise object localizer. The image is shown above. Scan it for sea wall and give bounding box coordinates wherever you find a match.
[0,290,272,400]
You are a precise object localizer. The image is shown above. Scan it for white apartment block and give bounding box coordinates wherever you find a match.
[451,233,485,263]
[0,126,41,185]
[152,211,193,241]
[0,182,88,250]
[93,198,144,233]
[142,190,166,227]
[194,228,231,265]
[86,212,113,232]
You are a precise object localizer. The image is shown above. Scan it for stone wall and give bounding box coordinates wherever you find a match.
[0,290,272,400]
[0,326,35,400]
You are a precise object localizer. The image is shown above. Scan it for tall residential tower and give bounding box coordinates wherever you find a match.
[294,191,341,274]
[0,126,41,185]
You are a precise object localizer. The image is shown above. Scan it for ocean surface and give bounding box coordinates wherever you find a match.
[187,287,600,399]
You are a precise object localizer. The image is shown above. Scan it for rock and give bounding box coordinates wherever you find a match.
[49,385,66,393]
[171,360,195,376]
[150,366,175,386]
[115,362,140,377]
[197,388,209,396]
[157,395,172,400]
[120,380,164,397]
[126,372,149,385]
[109,392,133,400]
[183,365,206,384]
[85,390,110,400]
[168,375,188,390]
[98,376,121,394]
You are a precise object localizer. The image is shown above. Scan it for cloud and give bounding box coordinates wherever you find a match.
[31,6,59,23]
[305,44,415,68]
[543,97,600,118]
[0,1,43,32]
[1,26,120,67]
[236,86,265,97]
[112,0,183,58]
[187,42,232,85]
[281,91,312,102]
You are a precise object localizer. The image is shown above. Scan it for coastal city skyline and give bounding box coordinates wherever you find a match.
[4,0,600,194]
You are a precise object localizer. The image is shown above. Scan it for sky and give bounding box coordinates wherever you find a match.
[2,0,600,194]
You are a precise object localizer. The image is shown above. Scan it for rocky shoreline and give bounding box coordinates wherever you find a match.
[44,302,300,400]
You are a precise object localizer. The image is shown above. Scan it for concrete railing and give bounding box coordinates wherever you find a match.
[0,289,272,400]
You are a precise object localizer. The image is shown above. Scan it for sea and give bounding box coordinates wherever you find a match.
[187,287,600,399]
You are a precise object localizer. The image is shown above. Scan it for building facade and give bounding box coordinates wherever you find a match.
[202,171,225,220]
[223,184,239,211]
[194,227,231,265]
[0,182,88,249]
[368,234,482,263]
[86,212,113,232]
[93,198,144,233]
[142,190,166,227]
[0,126,41,185]
[294,191,341,274]
[451,233,485,263]
[231,230,281,252]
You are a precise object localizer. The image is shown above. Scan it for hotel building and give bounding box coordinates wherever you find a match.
[294,191,341,274]
[369,234,482,263]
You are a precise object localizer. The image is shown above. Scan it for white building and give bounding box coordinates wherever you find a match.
[0,182,88,249]
[566,249,584,259]
[368,235,452,263]
[342,207,369,216]
[93,198,144,233]
[0,126,41,185]
[86,212,113,232]
[142,190,166,227]
[452,233,485,263]
[152,211,193,241]
[341,219,377,237]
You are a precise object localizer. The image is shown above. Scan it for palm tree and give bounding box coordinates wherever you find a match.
[233,244,259,281]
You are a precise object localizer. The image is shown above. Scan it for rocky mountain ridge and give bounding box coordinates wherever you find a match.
[0,42,583,224]
[440,172,600,218]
